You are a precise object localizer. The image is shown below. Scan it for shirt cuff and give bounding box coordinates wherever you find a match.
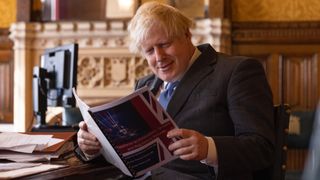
[200,136,218,167]
[74,146,100,162]
[83,151,101,161]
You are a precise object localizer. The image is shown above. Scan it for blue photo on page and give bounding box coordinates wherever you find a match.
[91,100,151,146]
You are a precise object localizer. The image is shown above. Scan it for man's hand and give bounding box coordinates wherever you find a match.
[77,121,101,155]
[167,128,208,161]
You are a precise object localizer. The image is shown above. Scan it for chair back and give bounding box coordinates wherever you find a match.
[272,104,290,180]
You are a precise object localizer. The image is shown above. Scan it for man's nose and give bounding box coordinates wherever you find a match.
[155,48,165,61]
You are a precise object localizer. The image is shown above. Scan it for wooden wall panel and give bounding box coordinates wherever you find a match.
[283,54,319,110]
[232,22,320,111]
[0,62,13,122]
[0,29,13,123]
[254,54,282,105]
[232,0,320,22]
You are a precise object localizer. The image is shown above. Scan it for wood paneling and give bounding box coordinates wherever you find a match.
[232,21,320,111]
[232,0,320,22]
[0,29,13,123]
[286,149,308,171]
[283,54,319,110]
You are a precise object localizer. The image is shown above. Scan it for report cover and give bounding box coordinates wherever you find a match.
[73,87,178,177]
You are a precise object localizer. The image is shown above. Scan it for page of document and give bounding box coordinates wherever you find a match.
[0,164,67,179]
[0,162,42,172]
[41,137,64,150]
[0,132,53,153]
[0,151,55,162]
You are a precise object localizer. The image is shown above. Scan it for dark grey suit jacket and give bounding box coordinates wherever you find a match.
[135,44,275,180]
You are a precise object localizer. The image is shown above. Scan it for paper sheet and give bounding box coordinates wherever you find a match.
[0,164,67,179]
[0,162,42,172]
[0,132,62,153]
[0,152,54,162]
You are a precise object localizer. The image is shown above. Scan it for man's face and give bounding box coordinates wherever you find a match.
[140,26,194,82]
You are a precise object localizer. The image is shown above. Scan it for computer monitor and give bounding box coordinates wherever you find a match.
[32,43,78,131]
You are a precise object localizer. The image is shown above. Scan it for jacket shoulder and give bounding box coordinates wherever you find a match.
[135,74,156,89]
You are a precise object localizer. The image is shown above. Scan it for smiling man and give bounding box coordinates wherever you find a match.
[76,2,275,180]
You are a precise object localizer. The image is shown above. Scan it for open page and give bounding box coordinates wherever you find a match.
[73,87,178,177]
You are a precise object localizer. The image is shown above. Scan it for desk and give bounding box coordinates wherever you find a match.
[15,154,129,180]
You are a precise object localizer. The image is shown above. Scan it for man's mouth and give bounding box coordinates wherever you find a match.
[158,62,173,71]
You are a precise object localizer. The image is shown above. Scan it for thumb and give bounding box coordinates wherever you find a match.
[79,121,88,131]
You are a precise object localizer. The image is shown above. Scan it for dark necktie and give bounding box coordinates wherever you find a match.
[159,81,179,109]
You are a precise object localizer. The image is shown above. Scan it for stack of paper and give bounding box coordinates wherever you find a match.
[0,132,63,153]
[0,132,76,162]
[0,162,67,179]
[0,162,43,172]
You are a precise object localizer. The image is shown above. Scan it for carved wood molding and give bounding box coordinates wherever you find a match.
[9,21,130,50]
[191,18,231,54]
[232,21,320,44]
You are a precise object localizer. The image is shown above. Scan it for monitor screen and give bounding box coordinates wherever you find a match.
[32,43,78,127]
[41,43,78,107]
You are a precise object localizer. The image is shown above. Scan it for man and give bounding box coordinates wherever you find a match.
[77,2,275,180]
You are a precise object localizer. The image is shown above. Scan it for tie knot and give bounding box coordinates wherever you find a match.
[159,81,179,109]
[165,81,179,91]
[165,81,179,96]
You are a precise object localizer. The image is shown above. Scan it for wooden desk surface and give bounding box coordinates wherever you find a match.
[15,154,130,180]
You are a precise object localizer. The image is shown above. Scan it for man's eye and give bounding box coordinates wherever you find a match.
[145,48,154,55]
[161,43,170,48]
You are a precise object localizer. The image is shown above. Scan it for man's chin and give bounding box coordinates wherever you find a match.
[158,74,175,82]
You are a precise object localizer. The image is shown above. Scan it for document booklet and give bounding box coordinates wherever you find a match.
[73,87,178,177]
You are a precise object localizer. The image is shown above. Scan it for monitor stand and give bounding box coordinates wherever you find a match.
[31,107,82,132]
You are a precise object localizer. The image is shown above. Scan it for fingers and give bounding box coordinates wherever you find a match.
[77,121,101,155]
[79,121,87,130]
[173,144,193,154]
[167,128,188,139]
[167,129,208,161]
[78,134,100,147]
[78,129,99,142]
[78,139,101,155]
[78,121,98,141]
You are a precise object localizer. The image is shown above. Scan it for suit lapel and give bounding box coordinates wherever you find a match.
[167,44,218,118]
[150,77,163,95]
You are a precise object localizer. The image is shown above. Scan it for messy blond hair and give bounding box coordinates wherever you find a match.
[128,2,193,54]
